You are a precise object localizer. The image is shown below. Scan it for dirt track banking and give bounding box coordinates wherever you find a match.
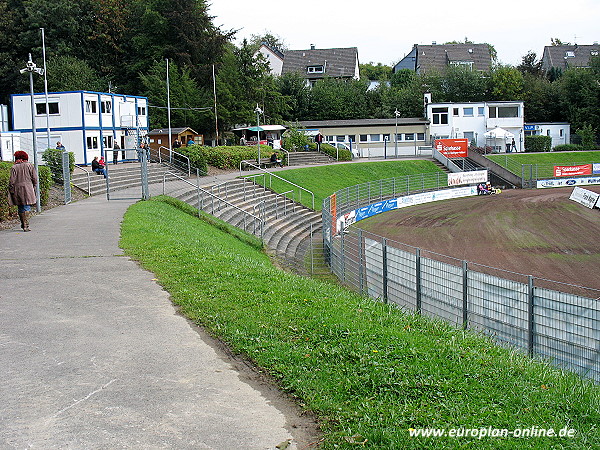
[357,186,600,291]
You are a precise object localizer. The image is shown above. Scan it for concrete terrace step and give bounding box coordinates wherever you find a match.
[287,151,334,166]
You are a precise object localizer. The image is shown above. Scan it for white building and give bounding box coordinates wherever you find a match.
[426,98,525,152]
[10,91,149,165]
[524,123,570,149]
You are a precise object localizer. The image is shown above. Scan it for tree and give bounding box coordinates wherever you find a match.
[44,55,107,92]
[517,51,543,77]
[489,65,524,101]
[248,32,287,54]
[430,66,488,102]
[557,68,600,131]
[360,62,392,81]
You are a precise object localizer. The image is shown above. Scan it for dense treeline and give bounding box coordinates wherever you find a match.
[1,0,598,140]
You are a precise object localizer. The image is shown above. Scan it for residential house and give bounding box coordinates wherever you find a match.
[256,43,285,77]
[426,98,525,152]
[281,45,360,86]
[10,90,149,165]
[541,44,600,72]
[299,118,430,158]
[394,43,492,74]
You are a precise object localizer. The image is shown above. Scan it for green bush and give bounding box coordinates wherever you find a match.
[553,144,583,152]
[576,124,597,150]
[281,124,309,151]
[0,163,52,222]
[41,148,75,182]
[320,143,352,161]
[524,135,552,152]
[196,145,273,169]
[176,144,208,174]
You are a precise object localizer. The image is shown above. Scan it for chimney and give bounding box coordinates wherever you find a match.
[310,44,315,50]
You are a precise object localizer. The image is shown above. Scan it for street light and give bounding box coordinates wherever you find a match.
[394,109,400,159]
[254,104,263,164]
[20,53,44,213]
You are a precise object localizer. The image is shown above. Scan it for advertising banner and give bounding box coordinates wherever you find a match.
[448,170,488,186]
[537,176,600,189]
[569,187,599,209]
[435,139,468,158]
[554,164,592,177]
[330,193,337,235]
[594,163,600,174]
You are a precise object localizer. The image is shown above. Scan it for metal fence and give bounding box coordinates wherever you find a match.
[322,184,600,382]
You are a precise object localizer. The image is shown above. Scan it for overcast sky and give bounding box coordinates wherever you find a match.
[208,0,599,67]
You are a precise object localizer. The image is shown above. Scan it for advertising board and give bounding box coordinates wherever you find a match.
[435,139,468,158]
[554,164,592,177]
[569,187,599,209]
[448,170,488,186]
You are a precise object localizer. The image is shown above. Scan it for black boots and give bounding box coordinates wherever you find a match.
[18,212,30,232]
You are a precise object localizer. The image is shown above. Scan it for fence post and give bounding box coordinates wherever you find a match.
[340,229,346,282]
[528,275,535,357]
[415,248,422,314]
[462,261,468,329]
[358,228,364,295]
[382,238,388,304]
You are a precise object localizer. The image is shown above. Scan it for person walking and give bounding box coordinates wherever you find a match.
[8,150,38,232]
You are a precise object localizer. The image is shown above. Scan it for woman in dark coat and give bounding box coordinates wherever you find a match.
[8,150,37,232]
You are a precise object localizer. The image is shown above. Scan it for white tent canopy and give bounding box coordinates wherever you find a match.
[484,127,514,139]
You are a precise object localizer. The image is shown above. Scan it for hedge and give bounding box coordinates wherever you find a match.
[553,144,583,152]
[320,143,352,161]
[0,163,52,222]
[196,145,278,169]
[42,148,75,182]
[174,144,208,174]
[524,135,552,152]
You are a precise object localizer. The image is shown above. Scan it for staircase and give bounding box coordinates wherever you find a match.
[71,162,172,197]
[287,150,335,166]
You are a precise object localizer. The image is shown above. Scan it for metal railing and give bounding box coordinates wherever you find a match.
[155,146,192,177]
[162,171,263,239]
[241,162,316,210]
[73,165,92,196]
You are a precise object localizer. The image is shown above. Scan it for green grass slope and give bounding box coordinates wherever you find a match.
[120,197,600,449]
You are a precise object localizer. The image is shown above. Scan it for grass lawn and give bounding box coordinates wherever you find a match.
[246,160,445,210]
[488,151,600,177]
[121,196,600,449]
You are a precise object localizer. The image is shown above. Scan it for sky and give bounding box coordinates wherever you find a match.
[208,0,599,67]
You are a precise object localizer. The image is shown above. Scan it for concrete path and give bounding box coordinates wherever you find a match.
[0,194,316,449]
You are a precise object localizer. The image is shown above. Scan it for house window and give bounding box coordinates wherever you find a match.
[489,106,519,118]
[592,50,599,56]
[307,65,324,74]
[478,107,485,116]
[137,106,146,116]
[432,107,448,125]
[463,107,474,117]
[101,101,112,114]
[86,136,98,149]
[450,61,473,70]
[453,108,459,116]
[565,51,575,58]
[359,134,368,142]
[35,102,60,115]
[85,100,97,114]
[417,133,425,141]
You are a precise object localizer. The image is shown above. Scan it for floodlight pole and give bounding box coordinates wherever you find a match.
[166,58,172,154]
[255,104,262,164]
[20,54,44,213]
[394,109,400,159]
[40,28,51,150]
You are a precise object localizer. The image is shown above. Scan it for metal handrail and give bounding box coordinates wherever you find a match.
[275,190,294,219]
[73,165,92,196]
[162,171,263,239]
[241,161,315,210]
[157,145,191,177]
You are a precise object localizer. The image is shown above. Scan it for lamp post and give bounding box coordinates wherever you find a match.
[254,104,263,164]
[20,54,44,213]
[394,109,400,159]
[40,28,51,150]
[166,58,172,156]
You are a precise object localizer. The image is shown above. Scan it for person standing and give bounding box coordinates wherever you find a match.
[173,139,181,149]
[113,142,120,164]
[56,141,65,151]
[8,151,38,232]
[315,132,323,151]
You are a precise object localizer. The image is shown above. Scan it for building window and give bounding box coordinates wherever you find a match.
[559,129,564,137]
[382,134,390,141]
[394,133,402,141]
[101,101,112,114]
[137,106,146,116]
[478,106,484,116]
[453,108,459,116]
[35,102,60,115]
[370,134,381,142]
[359,134,368,142]
[489,106,519,118]
[464,131,475,143]
[565,51,575,58]
[432,107,448,125]
[417,133,425,141]
[336,135,345,142]
[592,50,599,56]
[307,65,324,74]
[450,61,473,70]
[463,107,473,117]
[102,136,113,148]
[86,136,98,149]
[85,100,97,114]
[404,133,415,141]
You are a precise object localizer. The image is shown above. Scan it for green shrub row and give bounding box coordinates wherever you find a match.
[525,135,552,152]
[195,145,278,169]
[41,148,75,182]
[320,143,352,161]
[0,162,51,221]
[174,144,208,174]
[553,144,585,152]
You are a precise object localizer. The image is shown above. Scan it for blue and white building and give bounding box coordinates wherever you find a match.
[10,91,149,165]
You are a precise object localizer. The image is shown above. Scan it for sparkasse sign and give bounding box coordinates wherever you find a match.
[435,139,468,158]
[554,164,592,177]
